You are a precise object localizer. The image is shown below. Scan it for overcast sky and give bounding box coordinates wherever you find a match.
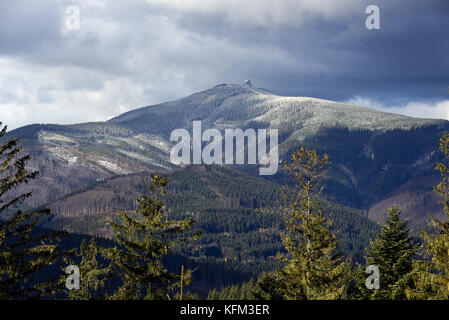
[1,0,448,130]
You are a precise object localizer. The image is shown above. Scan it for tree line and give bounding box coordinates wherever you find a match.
[1,119,449,300]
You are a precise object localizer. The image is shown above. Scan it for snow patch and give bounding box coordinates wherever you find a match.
[68,157,78,164]
[98,160,122,173]
[38,131,77,144]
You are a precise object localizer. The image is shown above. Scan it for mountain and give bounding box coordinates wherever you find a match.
[6,82,449,223]
[41,165,380,267]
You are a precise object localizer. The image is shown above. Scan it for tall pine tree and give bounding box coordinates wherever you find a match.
[406,133,449,299]
[278,146,349,300]
[353,205,416,300]
[67,238,112,300]
[0,122,65,299]
[108,175,200,300]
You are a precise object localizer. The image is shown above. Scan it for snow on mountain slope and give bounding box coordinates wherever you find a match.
[110,83,444,135]
[6,83,449,223]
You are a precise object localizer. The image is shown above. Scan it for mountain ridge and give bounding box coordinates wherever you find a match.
[4,83,449,224]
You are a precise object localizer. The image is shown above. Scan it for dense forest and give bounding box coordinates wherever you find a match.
[39,165,381,295]
[1,120,449,300]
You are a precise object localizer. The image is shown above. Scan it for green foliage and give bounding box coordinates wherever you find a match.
[406,133,449,299]
[251,272,285,300]
[434,133,449,222]
[0,122,66,299]
[47,164,379,295]
[207,278,259,300]
[277,146,350,300]
[107,175,200,300]
[67,238,112,300]
[353,205,417,300]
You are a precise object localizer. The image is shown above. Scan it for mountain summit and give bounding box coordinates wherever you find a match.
[7,84,449,223]
[109,83,444,139]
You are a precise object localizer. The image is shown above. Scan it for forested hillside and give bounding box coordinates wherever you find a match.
[42,165,379,280]
[5,84,448,226]
[2,120,449,300]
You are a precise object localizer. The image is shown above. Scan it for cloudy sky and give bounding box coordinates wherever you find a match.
[1,0,448,130]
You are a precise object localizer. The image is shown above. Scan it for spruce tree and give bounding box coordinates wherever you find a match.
[253,272,285,300]
[354,205,417,300]
[207,278,258,300]
[67,238,112,300]
[207,288,220,300]
[278,146,349,300]
[406,133,449,299]
[0,122,65,299]
[108,174,199,300]
[239,278,257,300]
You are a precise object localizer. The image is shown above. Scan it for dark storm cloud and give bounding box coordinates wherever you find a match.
[0,0,448,129]
[165,0,449,102]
